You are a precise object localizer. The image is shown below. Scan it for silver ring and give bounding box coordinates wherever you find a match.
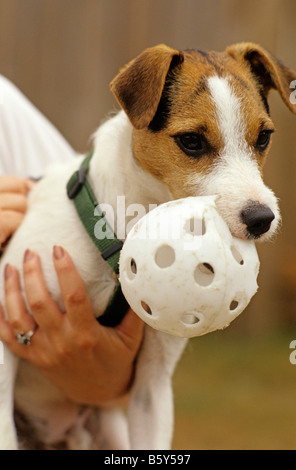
[16,329,36,345]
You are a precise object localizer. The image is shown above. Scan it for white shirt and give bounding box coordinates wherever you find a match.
[0,75,76,178]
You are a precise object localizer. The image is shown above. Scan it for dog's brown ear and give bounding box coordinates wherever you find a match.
[226,42,296,114]
[110,44,184,129]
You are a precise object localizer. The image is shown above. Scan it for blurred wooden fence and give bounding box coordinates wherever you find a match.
[0,0,296,333]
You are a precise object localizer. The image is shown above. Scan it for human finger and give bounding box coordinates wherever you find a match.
[0,211,24,245]
[0,176,34,194]
[0,193,28,212]
[4,264,36,335]
[52,245,95,327]
[0,302,31,358]
[0,301,17,345]
[115,308,144,352]
[23,249,63,331]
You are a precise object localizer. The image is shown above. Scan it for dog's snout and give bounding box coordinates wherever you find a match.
[241,202,275,238]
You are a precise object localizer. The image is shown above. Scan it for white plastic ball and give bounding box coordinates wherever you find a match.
[119,196,260,338]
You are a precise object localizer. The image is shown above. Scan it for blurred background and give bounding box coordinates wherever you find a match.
[0,0,295,449]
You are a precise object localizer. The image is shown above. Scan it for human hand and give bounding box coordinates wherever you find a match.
[0,175,34,246]
[0,246,144,406]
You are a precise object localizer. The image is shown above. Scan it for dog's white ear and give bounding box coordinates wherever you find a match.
[110,44,184,129]
[226,42,296,114]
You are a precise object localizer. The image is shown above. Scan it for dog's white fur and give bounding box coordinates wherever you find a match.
[0,111,188,450]
[0,45,288,449]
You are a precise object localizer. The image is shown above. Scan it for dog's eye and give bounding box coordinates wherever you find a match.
[174,133,207,157]
[256,130,273,151]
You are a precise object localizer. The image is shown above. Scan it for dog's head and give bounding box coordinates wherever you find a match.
[111,43,296,240]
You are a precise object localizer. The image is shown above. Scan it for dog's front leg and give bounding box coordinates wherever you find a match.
[128,327,187,450]
[0,347,19,449]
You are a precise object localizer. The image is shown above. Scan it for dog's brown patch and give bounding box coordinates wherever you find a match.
[110,44,184,130]
[130,49,271,198]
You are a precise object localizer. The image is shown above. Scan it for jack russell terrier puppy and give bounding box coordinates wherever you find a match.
[0,42,295,450]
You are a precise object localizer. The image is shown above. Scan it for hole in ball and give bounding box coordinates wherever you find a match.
[230,300,239,311]
[127,258,137,280]
[141,301,152,315]
[181,313,200,325]
[194,263,215,287]
[183,217,206,237]
[231,246,244,265]
[154,244,175,268]
[130,258,137,274]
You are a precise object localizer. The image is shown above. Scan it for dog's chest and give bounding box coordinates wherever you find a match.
[14,360,87,448]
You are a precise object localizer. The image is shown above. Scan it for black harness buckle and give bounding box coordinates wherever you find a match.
[67,166,87,199]
[101,240,123,262]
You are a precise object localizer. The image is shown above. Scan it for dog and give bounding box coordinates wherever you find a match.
[0,42,295,450]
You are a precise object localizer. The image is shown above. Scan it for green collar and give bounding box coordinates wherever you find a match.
[66,151,129,327]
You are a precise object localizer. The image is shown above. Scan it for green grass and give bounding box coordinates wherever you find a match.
[172,328,296,450]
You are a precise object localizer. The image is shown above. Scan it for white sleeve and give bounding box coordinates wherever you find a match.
[0,75,77,178]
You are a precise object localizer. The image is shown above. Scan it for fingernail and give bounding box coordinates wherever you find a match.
[24,249,35,263]
[4,264,14,280]
[53,245,65,260]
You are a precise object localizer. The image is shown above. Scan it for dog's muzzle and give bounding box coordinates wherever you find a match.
[241,201,275,238]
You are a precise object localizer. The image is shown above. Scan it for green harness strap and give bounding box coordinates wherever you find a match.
[66,151,129,327]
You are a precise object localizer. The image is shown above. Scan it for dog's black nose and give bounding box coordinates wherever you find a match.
[241,202,275,238]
